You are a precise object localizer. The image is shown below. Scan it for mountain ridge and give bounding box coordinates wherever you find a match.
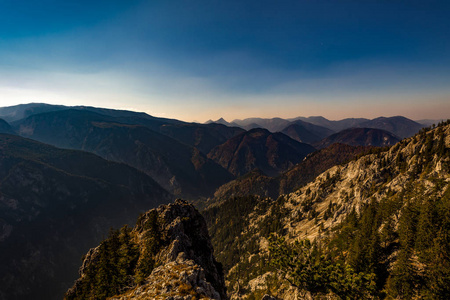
[14,109,234,199]
[313,127,400,149]
[210,143,374,205]
[203,121,450,299]
[207,128,315,177]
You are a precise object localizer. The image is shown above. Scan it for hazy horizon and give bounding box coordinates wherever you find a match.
[0,101,448,124]
[1,1,449,122]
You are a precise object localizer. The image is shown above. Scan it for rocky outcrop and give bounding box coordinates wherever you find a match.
[66,199,226,300]
[286,123,450,241]
[206,122,450,298]
[112,253,221,300]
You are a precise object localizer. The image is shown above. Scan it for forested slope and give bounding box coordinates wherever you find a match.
[203,121,450,299]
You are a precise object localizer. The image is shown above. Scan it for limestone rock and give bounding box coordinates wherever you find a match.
[66,199,226,300]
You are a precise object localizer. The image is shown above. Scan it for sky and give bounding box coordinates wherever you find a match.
[0,0,449,122]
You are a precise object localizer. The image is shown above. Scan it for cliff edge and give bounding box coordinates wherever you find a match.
[65,199,226,300]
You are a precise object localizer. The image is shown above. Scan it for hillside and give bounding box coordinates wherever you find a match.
[231,117,292,132]
[313,127,400,149]
[203,121,450,299]
[15,109,234,198]
[2,103,244,155]
[65,200,226,300]
[0,103,68,122]
[0,134,172,300]
[357,116,424,138]
[280,120,334,144]
[212,143,373,202]
[159,122,245,154]
[207,128,315,177]
[0,103,183,126]
[289,116,424,138]
[291,116,369,132]
[0,118,14,134]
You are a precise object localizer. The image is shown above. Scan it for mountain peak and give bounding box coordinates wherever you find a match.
[208,128,315,177]
[66,199,226,300]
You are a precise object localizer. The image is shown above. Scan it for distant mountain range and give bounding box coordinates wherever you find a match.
[357,116,424,138]
[313,127,400,149]
[290,116,371,132]
[207,115,426,139]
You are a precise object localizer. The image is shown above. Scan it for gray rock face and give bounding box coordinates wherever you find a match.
[67,199,227,300]
[152,199,227,299]
[111,253,222,300]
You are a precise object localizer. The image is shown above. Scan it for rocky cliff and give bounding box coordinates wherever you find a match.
[204,121,450,299]
[66,200,226,300]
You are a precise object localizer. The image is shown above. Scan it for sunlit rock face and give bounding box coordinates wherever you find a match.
[66,200,227,300]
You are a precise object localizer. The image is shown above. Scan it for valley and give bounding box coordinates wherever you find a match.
[0,103,448,300]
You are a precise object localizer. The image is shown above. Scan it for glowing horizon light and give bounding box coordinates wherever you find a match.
[0,1,449,122]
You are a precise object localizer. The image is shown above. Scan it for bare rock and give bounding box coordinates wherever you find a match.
[66,199,227,300]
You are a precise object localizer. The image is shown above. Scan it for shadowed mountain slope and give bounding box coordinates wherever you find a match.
[313,127,400,149]
[0,134,172,300]
[211,143,373,202]
[0,119,14,134]
[0,103,183,126]
[357,116,424,138]
[2,103,244,154]
[0,103,68,122]
[15,109,234,198]
[281,120,334,143]
[290,116,369,132]
[159,122,245,154]
[232,117,292,132]
[207,128,315,177]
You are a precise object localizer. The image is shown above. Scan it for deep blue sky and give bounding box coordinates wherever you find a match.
[0,0,449,121]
